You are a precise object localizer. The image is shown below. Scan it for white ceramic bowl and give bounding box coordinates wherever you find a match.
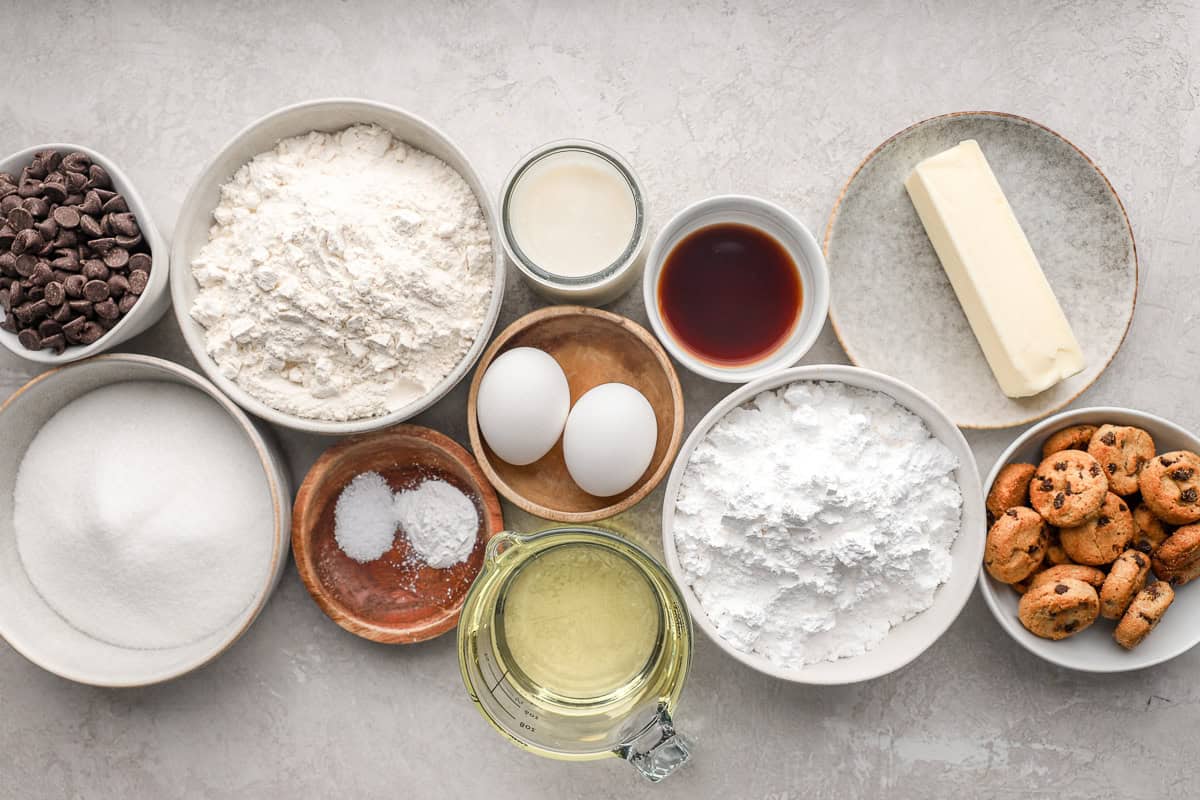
[0,143,170,364]
[0,354,291,686]
[641,195,830,383]
[980,406,1200,672]
[661,364,985,684]
[170,98,506,435]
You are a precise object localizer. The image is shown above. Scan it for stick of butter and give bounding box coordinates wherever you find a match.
[904,139,1085,398]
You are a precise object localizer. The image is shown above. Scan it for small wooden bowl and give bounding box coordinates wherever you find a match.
[467,306,685,522]
[292,424,503,644]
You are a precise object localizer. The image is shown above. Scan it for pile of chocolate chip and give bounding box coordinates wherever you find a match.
[0,150,152,353]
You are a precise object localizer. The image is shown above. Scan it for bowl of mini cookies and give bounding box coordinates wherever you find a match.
[979,406,1200,672]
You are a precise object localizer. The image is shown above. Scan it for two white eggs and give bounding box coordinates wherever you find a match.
[475,347,658,497]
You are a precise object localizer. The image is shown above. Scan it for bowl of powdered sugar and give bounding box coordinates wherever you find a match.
[662,365,985,684]
[0,354,290,686]
[170,98,505,434]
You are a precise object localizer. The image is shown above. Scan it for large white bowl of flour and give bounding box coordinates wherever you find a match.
[0,354,291,686]
[170,98,506,435]
[661,365,985,684]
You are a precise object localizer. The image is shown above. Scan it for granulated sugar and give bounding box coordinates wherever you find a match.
[13,382,275,651]
[673,381,962,666]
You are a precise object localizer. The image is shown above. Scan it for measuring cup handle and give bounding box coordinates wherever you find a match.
[616,704,691,782]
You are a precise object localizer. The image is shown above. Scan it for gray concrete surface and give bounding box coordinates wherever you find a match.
[2,1,1198,797]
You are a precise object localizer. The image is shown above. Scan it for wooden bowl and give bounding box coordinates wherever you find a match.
[467,306,685,522]
[292,424,504,644]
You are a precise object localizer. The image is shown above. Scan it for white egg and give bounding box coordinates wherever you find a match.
[563,383,658,497]
[476,347,571,466]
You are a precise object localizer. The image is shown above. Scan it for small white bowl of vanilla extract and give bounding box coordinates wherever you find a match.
[642,195,830,383]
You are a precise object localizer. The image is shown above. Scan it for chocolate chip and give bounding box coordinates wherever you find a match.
[1039,477,1053,491]
[61,316,86,341]
[17,180,43,199]
[1133,553,1146,567]
[1098,516,1111,527]
[1101,431,1117,446]
[117,293,138,314]
[87,164,112,190]
[1005,508,1018,518]
[7,207,33,231]
[29,262,53,286]
[93,298,118,320]
[1170,468,1195,481]
[1091,464,1102,477]
[1182,488,1198,504]
[1161,456,1177,467]
[10,229,42,255]
[41,333,65,353]
[106,274,129,297]
[1119,502,1127,512]
[1027,543,1040,554]
[1055,584,1069,594]
[63,274,85,298]
[43,281,65,306]
[82,279,109,302]
[102,248,128,269]
[22,197,49,219]
[14,254,36,278]
[128,269,148,295]
[1063,620,1079,633]
[79,191,102,217]
[87,236,117,254]
[51,205,80,228]
[67,299,92,318]
[100,195,129,215]
[79,214,103,238]
[16,329,40,350]
[78,321,105,344]
[1053,492,1065,509]
[114,233,142,249]
[41,181,66,205]
[1054,461,1067,471]
[81,260,109,281]
[36,319,61,339]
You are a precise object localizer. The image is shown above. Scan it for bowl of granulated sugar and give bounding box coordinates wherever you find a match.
[0,354,290,687]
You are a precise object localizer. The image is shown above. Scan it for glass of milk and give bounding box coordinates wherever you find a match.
[501,140,647,306]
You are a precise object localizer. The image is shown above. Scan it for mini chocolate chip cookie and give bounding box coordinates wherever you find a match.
[985,507,1049,583]
[1139,451,1200,525]
[1029,564,1106,591]
[1114,580,1175,650]
[1099,549,1151,619]
[1029,450,1108,527]
[1018,578,1100,640]
[986,462,1036,519]
[1151,523,1200,585]
[1041,424,1099,460]
[1087,424,1155,496]
[1059,492,1134,566]
[1131,504,1173,554]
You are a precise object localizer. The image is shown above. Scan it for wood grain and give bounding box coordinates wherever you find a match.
[466,305,684,523]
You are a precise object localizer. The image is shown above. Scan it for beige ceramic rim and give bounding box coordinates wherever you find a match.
[466,306,685,523]
[0,354,289,687]
[823,110,1139,430]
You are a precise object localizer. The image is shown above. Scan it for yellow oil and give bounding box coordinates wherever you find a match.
[497,542,662,700]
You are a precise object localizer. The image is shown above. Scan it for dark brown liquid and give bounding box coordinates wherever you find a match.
[657,223,802,365]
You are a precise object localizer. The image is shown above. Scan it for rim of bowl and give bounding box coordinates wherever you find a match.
[290,423,505,644]
[0,353,290,687]
[978,405,1200,673]
[466,305,685,523]
[823,110,1139,430]
[168,97,507,436]
[660,364,985,684]
[0,143,169,365]
[641,194,831,384]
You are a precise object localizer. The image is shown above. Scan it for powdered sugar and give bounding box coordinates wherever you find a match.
[673,381,962,667]
[190,124,493,421]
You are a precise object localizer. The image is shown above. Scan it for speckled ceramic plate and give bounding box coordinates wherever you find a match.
[825,112,1137,429]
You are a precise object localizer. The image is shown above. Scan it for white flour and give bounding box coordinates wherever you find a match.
[190,124,493,421]
[673,381,962,666]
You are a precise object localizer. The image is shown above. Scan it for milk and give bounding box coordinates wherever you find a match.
[507,149,637,279]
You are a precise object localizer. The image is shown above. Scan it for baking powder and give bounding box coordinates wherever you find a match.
[673,381,962,666]
[190,124,493,421]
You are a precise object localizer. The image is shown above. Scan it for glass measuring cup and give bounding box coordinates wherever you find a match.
[457,526,693,781]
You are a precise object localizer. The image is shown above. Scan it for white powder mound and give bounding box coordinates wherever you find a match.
[334,471,398,563]
[673,381,962,667]
[396,479,478,569]
[13,382,275,651]
[189,123,494,421]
